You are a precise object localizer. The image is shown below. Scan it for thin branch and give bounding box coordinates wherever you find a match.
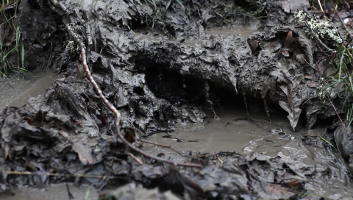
[317,0,324,12]
[0,15,16,27]
[334,4,353,39]
[333,7,353,59]
[212,9,230,23]
[129,153,143,165]
[326,94,352,139]
[5,171,127,179]
[137,138,198,160]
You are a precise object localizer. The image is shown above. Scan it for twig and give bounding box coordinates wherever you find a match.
[317,0,324,12]
[5,171,127,179]
[326,94,352,138]
[56,1,202,168]
[333,7,353,59]
[212,10,229,23]
[137,138,198,160]
[334,5,353,39]
[129,153,143,165]
[196,6,201,19]
[0,15,16,27]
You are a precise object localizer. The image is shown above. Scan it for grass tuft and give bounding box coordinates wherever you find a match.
[0,1,26,77]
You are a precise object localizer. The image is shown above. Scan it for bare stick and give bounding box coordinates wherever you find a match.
[57,2,202,168]
[129,153,143,165]
[6,171,127,179]
[317,0,323,12]
[212,10,230,23]
[0,15,16,27]
[333,7,353,59]
[137,138,198,160]
[326,94,352,138]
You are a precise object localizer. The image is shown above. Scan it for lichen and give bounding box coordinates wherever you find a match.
[294,10,342,43]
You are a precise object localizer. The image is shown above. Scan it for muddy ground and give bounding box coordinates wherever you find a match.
[1,0,353,199]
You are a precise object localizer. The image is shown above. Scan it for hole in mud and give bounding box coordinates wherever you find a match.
[133,87,145,95]
[137,62,206,107]
[165,25,176,37]
[130,19,148,33]
[208,82,283,114]
[207,82,309,129]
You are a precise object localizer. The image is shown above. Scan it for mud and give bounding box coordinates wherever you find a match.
[1,0,353,199]
[0,71,57,110]
[0,184,98,200]
[149,106,292,154]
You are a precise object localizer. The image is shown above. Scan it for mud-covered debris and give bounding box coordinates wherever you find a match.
[72,141,95,165]
[334,123,353,160]
[0,166,7,191]
[161,166,204,197]
[270,63,304,130]
[110,182,181,200]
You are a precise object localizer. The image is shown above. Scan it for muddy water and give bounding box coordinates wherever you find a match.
[0,184,98,200]
[148,105,325,166]
[0,71,57,110]
[147,107,353,199]
[204,22,259,37]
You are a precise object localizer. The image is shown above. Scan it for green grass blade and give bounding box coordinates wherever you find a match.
[319,135,337,151]
[175,0,184,8]
[21,44,24,69]
[85,189,91,200]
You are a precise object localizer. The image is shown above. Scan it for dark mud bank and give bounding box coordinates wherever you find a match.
[5,0,327,132]
[1,0,353,199]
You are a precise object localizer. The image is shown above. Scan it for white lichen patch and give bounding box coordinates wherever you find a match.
[294,10,342,43]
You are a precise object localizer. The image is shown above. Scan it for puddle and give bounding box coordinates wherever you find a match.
[148,105,325,166]
[0,71,57,111]
[0,184,98,200]
[204,23,259,37]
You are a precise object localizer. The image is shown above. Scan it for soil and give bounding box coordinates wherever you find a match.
[1,0,353,199]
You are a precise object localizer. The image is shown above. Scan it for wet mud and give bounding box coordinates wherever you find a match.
[1,0,353,199]
[149,106,291,154]
[0,184,98,200]
[0,71,57,110]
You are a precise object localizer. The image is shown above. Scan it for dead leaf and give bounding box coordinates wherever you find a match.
[304,75,312,80]
[265,183,294,198]
[307,81,319,88]
[281,49,290,57]
[284,31,293,47]
[72,142,94,165]
[247,39,259,53]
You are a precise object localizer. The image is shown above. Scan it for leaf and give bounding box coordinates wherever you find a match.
[72,142,94,165]
[281,49,290,57]
[274,63,304,131]
[93,0,136,26]
[284,31,293,47]
[307,81,319,88]
[265,183,294,198]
